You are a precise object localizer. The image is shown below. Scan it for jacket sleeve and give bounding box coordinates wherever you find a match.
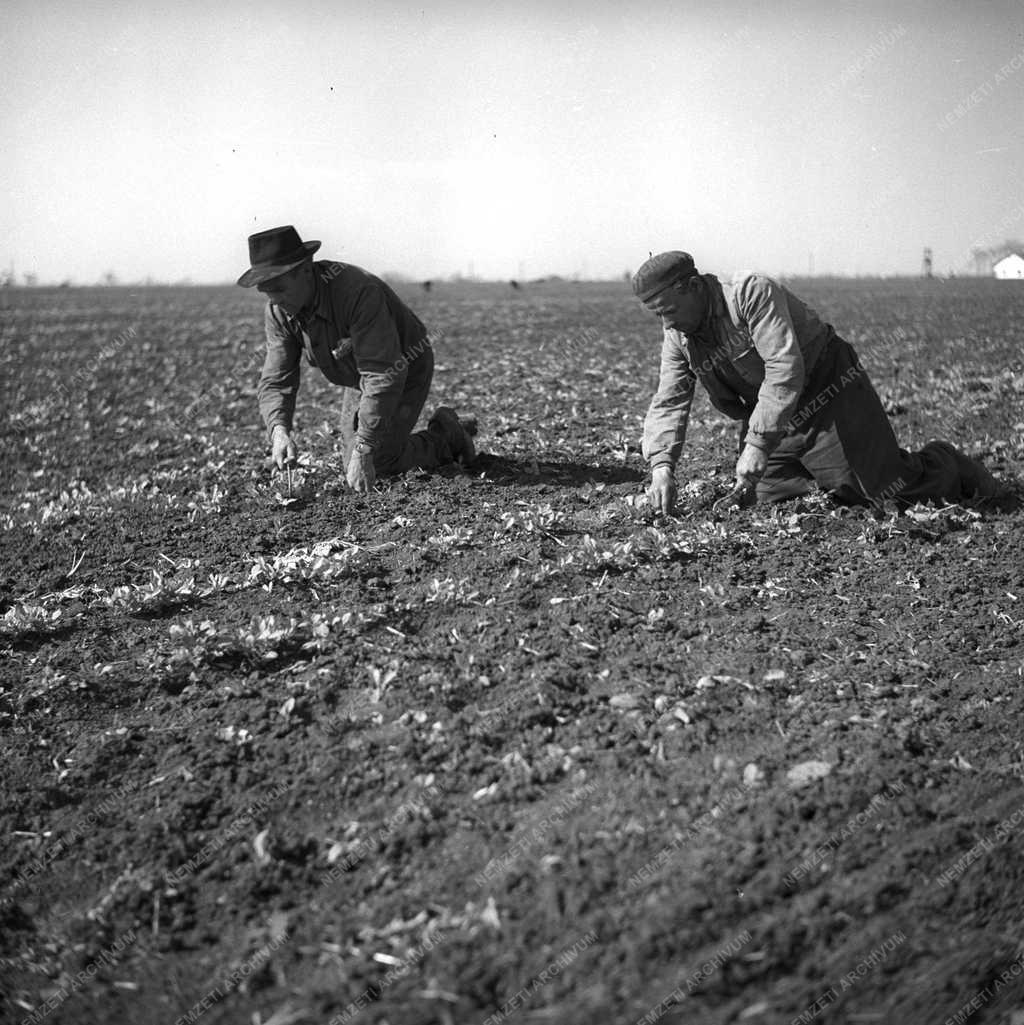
[256,303,302,441]
[736,274,807,452]
[349,284,407,449]
[641,329,697,471]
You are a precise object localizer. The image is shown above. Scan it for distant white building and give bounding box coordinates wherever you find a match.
[994,253,1024,279]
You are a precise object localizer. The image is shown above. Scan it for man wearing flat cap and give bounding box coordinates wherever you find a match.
[633,251,1000,514]
[238,225,475,492]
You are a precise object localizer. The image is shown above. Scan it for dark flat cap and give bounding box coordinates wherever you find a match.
[631,251,697,301]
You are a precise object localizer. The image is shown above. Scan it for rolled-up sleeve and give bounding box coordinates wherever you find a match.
[256,303,302,441]
[642,329,697,471]
[737,275,807,451]
[350,284,407,449]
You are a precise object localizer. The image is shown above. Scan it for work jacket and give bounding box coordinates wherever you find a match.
[642,273,836,470]
[257,261,430,449]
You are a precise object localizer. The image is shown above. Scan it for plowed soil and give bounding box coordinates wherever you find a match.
[2,278,1024,1025]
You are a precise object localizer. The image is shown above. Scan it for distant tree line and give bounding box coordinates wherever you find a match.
[0,269,188,288]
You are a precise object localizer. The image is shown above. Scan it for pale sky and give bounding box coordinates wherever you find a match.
[3,0,1023,284]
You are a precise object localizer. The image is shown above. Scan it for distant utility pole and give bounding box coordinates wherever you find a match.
[922,247,933,278]
[808,251,814,276]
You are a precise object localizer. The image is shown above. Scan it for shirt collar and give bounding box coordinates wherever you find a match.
[297,262,332,326]
[696,273,726,335]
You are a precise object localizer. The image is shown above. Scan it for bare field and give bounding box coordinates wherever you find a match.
[2,278,1024,1025]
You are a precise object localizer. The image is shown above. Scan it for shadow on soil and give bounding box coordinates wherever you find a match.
[474,452,645,487]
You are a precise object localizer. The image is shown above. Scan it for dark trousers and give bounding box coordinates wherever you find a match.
[339,344,453,476]
[751,337,996,505]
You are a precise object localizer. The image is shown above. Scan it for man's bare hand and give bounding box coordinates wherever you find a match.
[647,465,678,516]
[735,443,767,493]
[347,448,376,493]
[271,426,297,469]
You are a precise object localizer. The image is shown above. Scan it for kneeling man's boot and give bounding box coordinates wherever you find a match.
[428,407,478,466]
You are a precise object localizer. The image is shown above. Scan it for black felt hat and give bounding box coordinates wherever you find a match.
[237,226,321,287]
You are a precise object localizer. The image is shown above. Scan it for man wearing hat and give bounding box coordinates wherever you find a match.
[632,251,1000,514]
[238,225,475,492]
